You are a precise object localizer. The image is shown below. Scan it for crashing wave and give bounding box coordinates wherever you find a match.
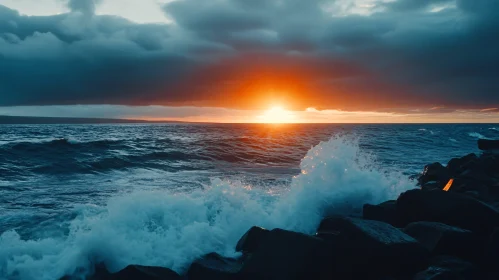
[0,135,414,280]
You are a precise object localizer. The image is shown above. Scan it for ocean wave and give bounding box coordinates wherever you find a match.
[418,128,434,135]
[135,151,208,162]
[468,132,492,140]
[0,135,414,280]
[7,138,124,151]
[29,152,208,175]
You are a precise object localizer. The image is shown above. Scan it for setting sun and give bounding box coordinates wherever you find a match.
[257,106,296,123]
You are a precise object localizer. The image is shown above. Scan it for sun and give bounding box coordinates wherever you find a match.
[257,106,296,123]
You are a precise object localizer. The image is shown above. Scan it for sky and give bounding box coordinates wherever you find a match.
[0,0,498,123]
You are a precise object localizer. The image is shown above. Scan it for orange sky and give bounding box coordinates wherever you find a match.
[132,107,499,124]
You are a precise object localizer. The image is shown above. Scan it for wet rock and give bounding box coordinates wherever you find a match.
[463,190,481,199]
[459,168,495,185]
[484,228,499,275]
[108,265,182,280]
[487,184,499,202]
[446,158,462,175]
[363,200,401,227]
[317,216,429,279]
[447,153,477,175]
[240,229,334,280]
[413,256,481,280]
[403,222,484,262]
[445,178,490,200]
[235,226,269,254]
[187,253,242,280]
[480,154,499,175]
[419,163,451,186]
[397,189,499,235]
[421,182,442,191]
[478,139,499,151]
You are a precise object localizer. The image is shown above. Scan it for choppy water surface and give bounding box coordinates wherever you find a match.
[0,123,498,279]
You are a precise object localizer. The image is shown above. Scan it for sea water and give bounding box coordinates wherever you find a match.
[0,123,497,279]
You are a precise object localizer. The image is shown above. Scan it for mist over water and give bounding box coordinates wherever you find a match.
[1,123,498,279]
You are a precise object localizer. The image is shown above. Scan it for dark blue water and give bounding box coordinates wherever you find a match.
[0,123,497,279]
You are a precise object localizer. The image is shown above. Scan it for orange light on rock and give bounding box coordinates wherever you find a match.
[443,178,454,191]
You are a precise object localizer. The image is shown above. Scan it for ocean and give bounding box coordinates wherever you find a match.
[0,123,498,279]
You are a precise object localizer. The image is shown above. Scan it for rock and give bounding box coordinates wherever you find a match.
[419,162,451,186]
[108,265,182,280]
[317,216,429,279]
[488,185,499,202]
[235,226,269,253]
[240,229,335,280]
[403,222,484,262]
[480,155,499,176]
[447,153,477,175]
[397,189,499,235]
[446,158,461,175]
[363,200,401,227]
[413,256,481,280]
[446,178,489,200]
[459,168,496,185]
[484,228,499,276]
[187,253,242,280]
[478,139,499,151]
[421,182,442,191]
[463,190,481,199]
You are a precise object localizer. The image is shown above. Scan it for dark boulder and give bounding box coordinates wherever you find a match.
[459,168,496,186]
[363,200,401,227]
[240,229,335,280]
[480,154,499,176]
[413,256,481,280]
[419,162,451,186]
[446,153,477,175]
[397,189,499,235]
[463,190,482,200]
[421,182,442,191]
[235,226,269,254]
[484,227,499,276]
[444,178,490,200]
[187,253,242,280]
[478,139,499,151]
[317,216,429,279]
[108,265,182,280]
[450,177,486,191]
[403,222,484,262]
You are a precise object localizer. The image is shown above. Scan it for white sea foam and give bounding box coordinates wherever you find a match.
[0,136,414,280]
[468,132,491,140]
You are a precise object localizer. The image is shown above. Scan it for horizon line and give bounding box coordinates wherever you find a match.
[1,115,499,125]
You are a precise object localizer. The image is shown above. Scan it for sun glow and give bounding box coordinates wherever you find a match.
[257,106,296,123]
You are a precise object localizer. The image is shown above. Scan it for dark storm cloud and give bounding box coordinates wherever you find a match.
[0,4,224,106]
[0,0,499,110]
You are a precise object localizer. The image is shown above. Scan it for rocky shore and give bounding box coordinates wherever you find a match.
[62,142,499,280]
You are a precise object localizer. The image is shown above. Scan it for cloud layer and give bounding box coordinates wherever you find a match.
[0,0,498,110]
